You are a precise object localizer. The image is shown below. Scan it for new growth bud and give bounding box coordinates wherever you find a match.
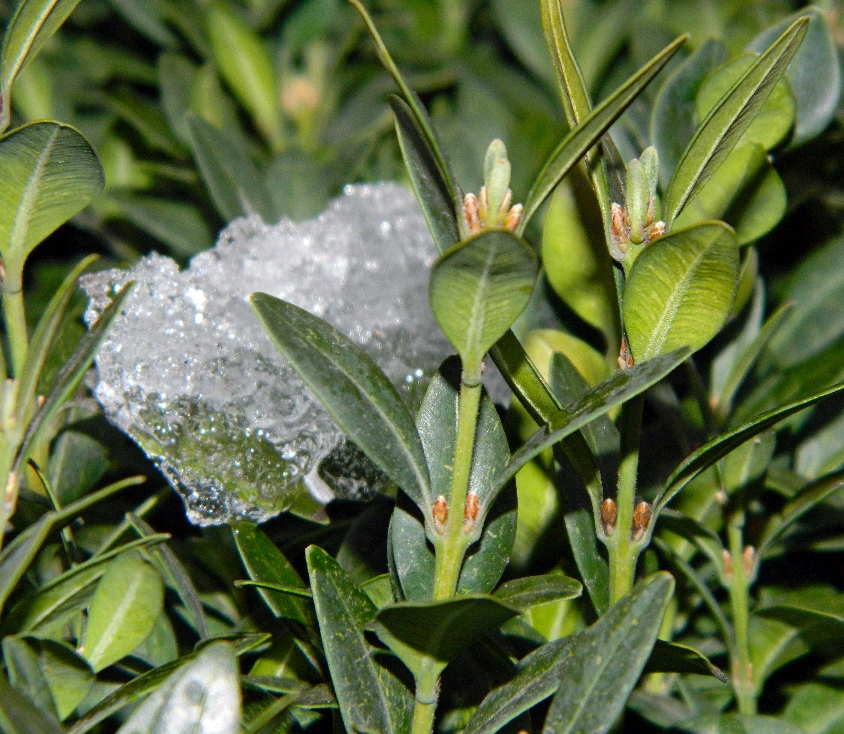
[432,495,448,534]
[463,491,480,533]
[632,501,652,541]
[460,139,523,236]
[601,497,618,536]
[612,147,664,266]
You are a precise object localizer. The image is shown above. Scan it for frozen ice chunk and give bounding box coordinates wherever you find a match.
[81,183,452,526]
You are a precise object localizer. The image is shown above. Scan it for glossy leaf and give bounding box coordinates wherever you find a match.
[0,0,83,132]
[663,18,808,227]
[251,293,430,507]
[493,574,582,610]
[390,95,459,255]
[185,113,274,222]
[370,595,520,679]
[519,33,686,232]
[643,640,728,682]
[0,121,103,275]
[231,521,312,625]
[658,379,844,510]
[306,545,411,734]
[496,348,691,499]
[430,229,538,375]
[564,503,609,616]
[114,642,241,734]
[624,222,739,362]
[82,551,164,672]
[748,6,841,146]
[651,39,728,186]
[465,572,674,733]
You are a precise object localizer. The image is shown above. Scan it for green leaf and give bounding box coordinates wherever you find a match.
[624,222,739,362]
[185,113,275,222]
[16,282,134,474]
[204,1,282,151]
[679,714,806,734]
[657,379,844,510]
[306,545,411,734]
[114,642,241,734]
[519,33,686,232]
[81,551,164,672]
[0,0,83,133]
[250,293,430,507]
[748,6,841,146]
[493,574,582,611]
[389,95,459,255]
[496,348,691,499]
[564,503,609,616]
[695,54,796,152]
[430,229,538,376]
[0,674,63,734]
[370,595,520,680]
[650,39,728,186]
[783,679,844,734]
[663,17,808,227]
[465,572,674,733]
[3,636,59,720]
[643,640,728,682]
[0,121,103,277]
[231,521,313,625]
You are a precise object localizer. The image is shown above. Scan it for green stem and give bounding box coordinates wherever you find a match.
[437,0,467,55]
[608,393,643,604]
[727,516,756,714]
[2,276,27,379]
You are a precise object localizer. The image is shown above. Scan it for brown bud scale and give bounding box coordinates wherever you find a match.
[632,501,651,541]
[432,495,448,534]
[601,497,617,536]
[463,492,480,533]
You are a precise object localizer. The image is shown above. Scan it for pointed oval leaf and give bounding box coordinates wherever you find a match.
[493,574,582,611]
[663,17,808,227]
[114,642,241,734]
[251,292,430,506]
[306,545,411,734]
[624,222,739,362]
[430,230,538,375]
[644,640,728,682]
[371,595,520,679]
[0,674,63,734]
[82,551,164,672]
[0,121,103,272]
[0,0,83,132]
[679,714,805,734]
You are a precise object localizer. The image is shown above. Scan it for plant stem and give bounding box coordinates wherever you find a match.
[608,393,644,604]
[437,0,468,55]
[727,515,756,714]
[2,274,28,378]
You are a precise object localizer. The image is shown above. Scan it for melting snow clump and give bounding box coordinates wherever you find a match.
[81,183,451,526]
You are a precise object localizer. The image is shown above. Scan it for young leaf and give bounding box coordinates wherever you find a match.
[0,122,104,277]
[493,574,582,611]
[80,551,165,672]
[370,595,520,680]
[0,0,83,133]
[430,229,538,376]
[519,33,686,231]
[306,545,411,734]
[663,17,809,227]
[250,293,430,507]
[231,521,313,625]
[657,379,844,510]
[114,642,241,734]
[465,572,674,733]
[623,222,739,362]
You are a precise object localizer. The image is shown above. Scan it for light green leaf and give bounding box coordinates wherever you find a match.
[493,574,582,611]
[82,551,164,672]
[250,293,430,507]
[465,573,674,733]
[783,679,844,734]
[657,379,844,510]
[306,545,411,734]
[0,674,63,734]
[663,17,808,227]
[231,521,312,625]
[0,121,103,276]
[0,0,83,133]
[114,642,241,734]
[370,595,520,680]
[430,229,538,376]
[678,714,806,734]
[624,222,739,362]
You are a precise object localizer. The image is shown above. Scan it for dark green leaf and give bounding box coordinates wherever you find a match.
[250,293,430,507]
[493,574,582,610]
[663,18,808,227]
[624,222,739,362]
[0,674,63,734]
[3,636,59,719]
[370,595,519,679]
[306,545,411,734]
[564,504,609,616]
[231,521,312,625]
[185,113,275,221]
[430,229,538,375]
[657,379,844,510]
[465,573,674,733]
[644,640,728,682]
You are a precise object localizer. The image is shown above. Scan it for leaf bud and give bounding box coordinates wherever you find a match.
[463,491,480,533]
[632,501,652,541]
[483,139,511,220]
[601,497,617,536]
[462,193,482,234]
[625,158,650,245]
[742,545,756,576]
[723,549,733,579]
[432,495,448,534]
